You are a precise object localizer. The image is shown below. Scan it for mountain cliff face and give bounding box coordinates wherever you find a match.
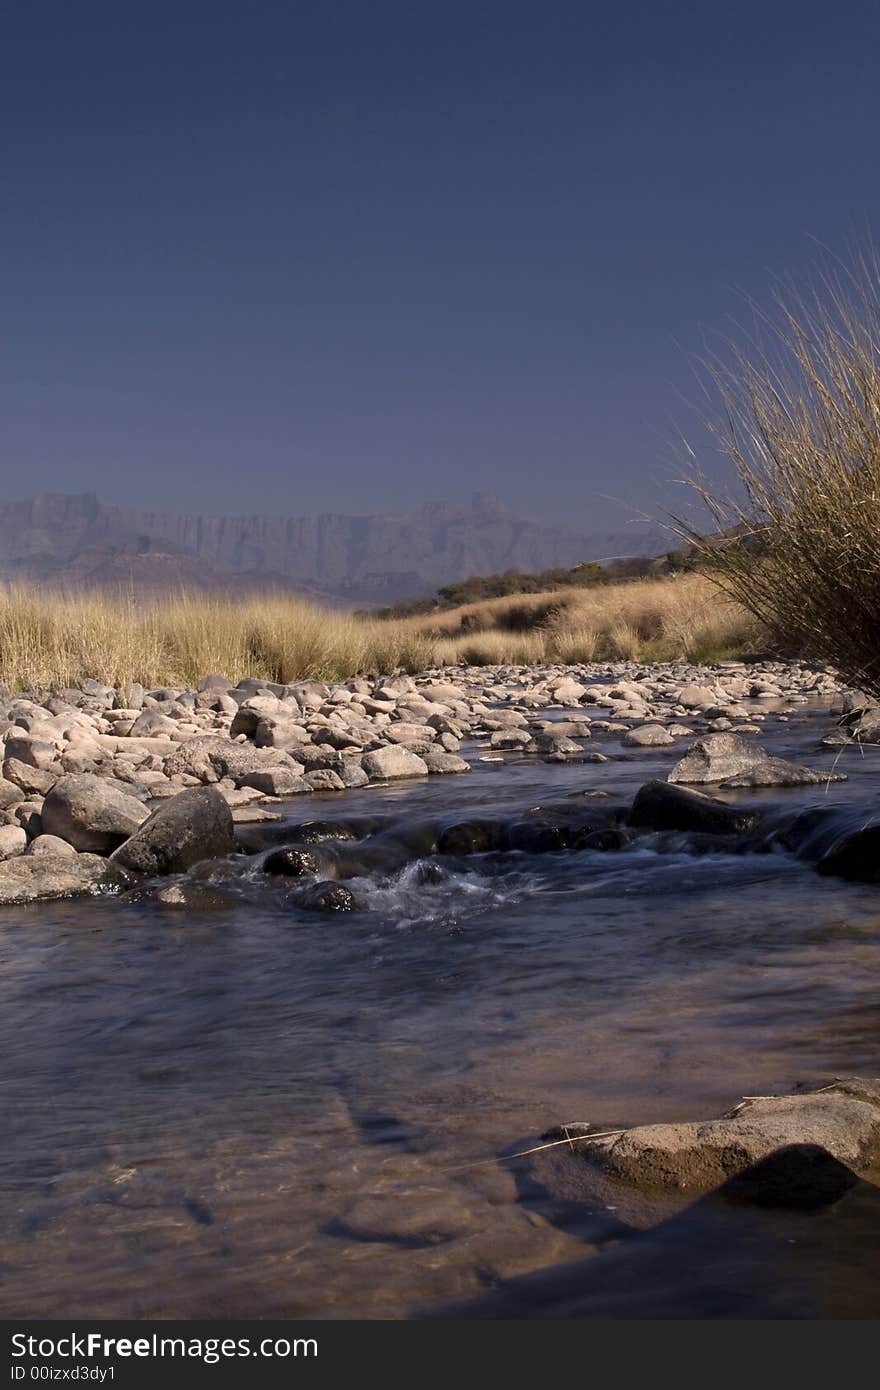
[0,492,663,601]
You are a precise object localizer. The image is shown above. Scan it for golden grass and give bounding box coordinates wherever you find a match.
[0,573,759,692]
[407,572,759,666]
[678,248,880,697]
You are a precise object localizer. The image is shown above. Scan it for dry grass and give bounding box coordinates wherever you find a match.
[678,248,880,697]
[0,572,758,692]
[0,587,434,692]
[408,572,759,666]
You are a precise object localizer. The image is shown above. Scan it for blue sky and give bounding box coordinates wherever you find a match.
[2,1,878,529]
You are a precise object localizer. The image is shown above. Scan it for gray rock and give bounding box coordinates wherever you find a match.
[41,774,149,853]
[110,787,236,876]
[0,776,22,810]
[237,768,313,797]
[0,824,27,860]
[668,733,843,787]
[362,746,429,781]
[422,750,471,774]
[25,834,78,859]
[128,709,179,738]
[2,758,58,796]
[622,724,675,748]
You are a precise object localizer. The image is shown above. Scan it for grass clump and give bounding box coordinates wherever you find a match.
[678,249,880,696]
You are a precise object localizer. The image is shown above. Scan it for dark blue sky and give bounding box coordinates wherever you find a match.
[2,1,878,529]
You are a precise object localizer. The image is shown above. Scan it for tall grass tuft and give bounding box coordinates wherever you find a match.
[676,248,880,695]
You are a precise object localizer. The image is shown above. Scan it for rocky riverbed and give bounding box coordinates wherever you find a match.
[4,657,880,1318]
[2,657,877,902]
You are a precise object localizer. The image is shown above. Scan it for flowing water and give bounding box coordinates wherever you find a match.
[2,693,880,1318]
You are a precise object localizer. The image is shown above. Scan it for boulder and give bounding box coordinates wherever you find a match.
[293,880,359,912]
[361,746,429,781]
[0,850,129,904]
[0,824,27,860]
[127,709,179,738]
[422,750,470,774]
[668,733,843,787]
[675,684,719,710]
[817,824,880,882]
[0,776,22,811]
[41,774,149,853]
[3,759,58,796]
[588,1081,880,1198]
[263,847,322,877]
[237,769,312,797]
[628,780,761,836]
[110,788,236,876]
[622,724,675,748]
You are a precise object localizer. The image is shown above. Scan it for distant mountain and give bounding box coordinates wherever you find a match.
[0,492,665,603]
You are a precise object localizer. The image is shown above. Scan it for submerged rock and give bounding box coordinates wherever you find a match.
[628,781,761,836]
[110,787,236,876]
[263,846,322,877]
[817,823,880,883]
[293,880,359,912]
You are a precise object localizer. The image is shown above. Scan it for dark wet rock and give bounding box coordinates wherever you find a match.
[294,880,359,912]
[668,732,844,787]
[586,1081,880,1197]
[289,819,379,844]
[578,827,632,851]
[437,820,504,855]
[629,781,761,836]
[41,773,149,853]
[119,881,238,910]
[110,788,236,876]
[817,823,880,882]
[263,846,321,877]
[0,849,130,904]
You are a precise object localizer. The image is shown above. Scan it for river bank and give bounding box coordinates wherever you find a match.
[3,659,880,1317]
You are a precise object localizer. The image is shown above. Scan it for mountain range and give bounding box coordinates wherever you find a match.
[0,492,665,604]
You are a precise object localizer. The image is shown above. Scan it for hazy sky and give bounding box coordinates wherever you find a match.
[2,1,879,530]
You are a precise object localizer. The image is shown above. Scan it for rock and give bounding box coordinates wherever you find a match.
[628,780,761,836]
[338,762,370,788]
[293,880,359,912]
[110,788,236,876]
[489,730,531,750]
[41,774,150,853]
[237,769,313,797]
[721,758,844,788]
[304,769,347,791]
[817,824,880,882]
[667,733,843,787]
[0,824,27,860]
[437,821,503,854]
[263,847,322,876]
[588,1081,880,1198]
[0,850,129,904]
[25,834,78,858]
[361,746,429,781]
[548,678,587,705]
[3,734,58,769]
[3,759,58,796]
[675,684,719,709]
[0,776,22,810]
[422,750,470,774]
[622,724,675,748]
[128,709,179,738]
